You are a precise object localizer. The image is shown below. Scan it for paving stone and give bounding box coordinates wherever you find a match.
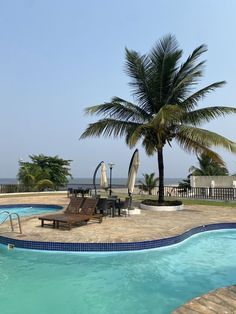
[173,288,236,314]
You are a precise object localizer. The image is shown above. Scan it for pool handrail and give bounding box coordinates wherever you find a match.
[0,211,22,234]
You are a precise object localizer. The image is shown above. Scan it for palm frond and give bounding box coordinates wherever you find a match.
[178,44,207,73]
[80,119,141,140]
[125,48,154,113]
[167,60,206,105]
[189,165,204,175]
[150,104,185,127]
[126,105,185,151]
[84,98,150,122]
[125,123,149,147]
[179,81,226,111]
[175,131,225,164]
[171,45,207,88]
[177,125,236,153]
[138,172,158,194]
[189,153,229,175]
[183,106,236,125]
[149,34,183,107]
[151,34,180,57]
[141,136,158,155]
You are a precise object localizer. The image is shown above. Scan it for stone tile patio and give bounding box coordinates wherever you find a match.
[173,285,236,314]
[0,194,236,243]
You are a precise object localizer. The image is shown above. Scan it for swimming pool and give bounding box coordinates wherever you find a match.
[0,229,236,314]
[0,204,62,220]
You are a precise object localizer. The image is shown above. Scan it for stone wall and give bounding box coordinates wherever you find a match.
[190,176,236,188]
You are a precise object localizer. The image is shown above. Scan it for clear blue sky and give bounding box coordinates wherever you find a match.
[1,0,236,179]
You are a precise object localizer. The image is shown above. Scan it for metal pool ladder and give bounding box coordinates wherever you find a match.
[0,211,22,234]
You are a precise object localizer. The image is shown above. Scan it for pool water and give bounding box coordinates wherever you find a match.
[0,205,62,220]
[1,229,236,314]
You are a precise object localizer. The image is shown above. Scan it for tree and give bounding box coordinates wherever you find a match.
[35,179,54,191]
[139,173,159,195]
[18,162,53,191]
[80,34,236,204]
[178,177,191,191]
[18,155,72,191]
[178,153,228,191]
[18,162,37,190]
[189,153,229,176]
[29,154,72,188]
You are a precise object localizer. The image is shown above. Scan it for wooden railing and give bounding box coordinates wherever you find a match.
[0,184,64,193]
[0,184,24,193]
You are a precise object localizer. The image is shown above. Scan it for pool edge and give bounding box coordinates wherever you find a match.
[0,203,63,209]
[1,222,236,252]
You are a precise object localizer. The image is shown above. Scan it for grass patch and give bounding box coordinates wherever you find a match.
[180,198,236,207]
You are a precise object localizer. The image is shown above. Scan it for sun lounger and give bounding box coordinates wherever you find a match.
[38,196,84,228]
[39,197,102,229]
[65,196,85,213]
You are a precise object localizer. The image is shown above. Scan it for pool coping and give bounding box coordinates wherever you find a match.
[172,285,236,313]
[0,204,63,210]
[1,222,236,252]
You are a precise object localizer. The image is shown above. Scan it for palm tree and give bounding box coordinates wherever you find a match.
[189,153,229,176]
[139,173,159,195]
[18,162,35,190]
[18,161,54,191]
[178,177,191,191]
[35,179,54,191]
[81,34,236,204]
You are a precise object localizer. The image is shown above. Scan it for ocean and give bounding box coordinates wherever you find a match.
[0,178,183,187]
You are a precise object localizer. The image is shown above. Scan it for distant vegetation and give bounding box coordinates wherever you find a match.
[178,153,229,190]
[189,153,229,176]
[138,173,158,195]
[18,154,72,191]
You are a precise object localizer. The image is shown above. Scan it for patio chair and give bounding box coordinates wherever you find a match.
[119,197,131,217]
[65,196,85,214]
[106,196,121,217]
[96,198,110,217]
[39,197,102,229]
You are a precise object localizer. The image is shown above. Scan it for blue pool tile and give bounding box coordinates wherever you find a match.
[1,222,236,252]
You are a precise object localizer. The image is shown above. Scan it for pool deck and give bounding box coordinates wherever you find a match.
[1,194,236,313]
[173,285,236,314]
[1,194,236,243]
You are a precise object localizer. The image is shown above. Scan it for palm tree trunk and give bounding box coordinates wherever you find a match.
[157,148,164,204]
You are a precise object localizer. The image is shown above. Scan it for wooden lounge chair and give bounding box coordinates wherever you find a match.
[39,197,102,229]
[64,196,85,214]
[38,196,84,228]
